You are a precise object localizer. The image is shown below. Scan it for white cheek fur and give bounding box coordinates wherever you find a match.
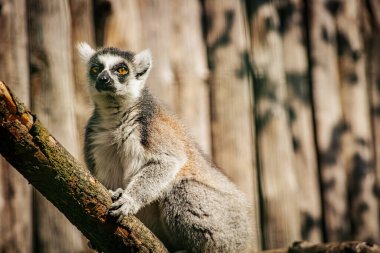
[124,79,143,99]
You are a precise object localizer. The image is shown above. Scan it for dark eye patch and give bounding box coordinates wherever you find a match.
[111,63,129,83]
[111,62,129,74]
[89,63,104,79]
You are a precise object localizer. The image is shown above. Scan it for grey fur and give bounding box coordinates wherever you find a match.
[81,44,253,252]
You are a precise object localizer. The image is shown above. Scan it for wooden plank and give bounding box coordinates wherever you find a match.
[70,0,96,163]
[69,2,96,250]
[335,1,380,243]
[167,0,211,153]
[0,0,32,252]
[103,0,142,51]
[277,0,322,242]
[363,0,380,244]
[307,0,349,241]
[367,0,380,200]
[247,2,301,249]
[204,0,260,250]
[28,1,85,252]
[137,0,176,110]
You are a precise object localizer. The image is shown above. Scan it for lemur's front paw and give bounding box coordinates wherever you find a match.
[108,189,140,222]
[109,188,123,200]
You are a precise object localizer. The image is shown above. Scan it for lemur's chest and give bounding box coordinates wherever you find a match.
[91,120,147,189]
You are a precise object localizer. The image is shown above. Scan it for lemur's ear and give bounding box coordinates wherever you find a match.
[134,49,152,81]
[77,42,95,62]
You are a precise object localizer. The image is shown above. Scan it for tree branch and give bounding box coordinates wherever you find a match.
[295,241,379,253]
[0,81,168,253]
[265,241,380,253]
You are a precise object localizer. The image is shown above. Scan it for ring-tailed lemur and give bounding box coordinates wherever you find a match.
[78,42,253,253]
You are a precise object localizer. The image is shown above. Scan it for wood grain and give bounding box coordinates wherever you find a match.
[70,0,96,165]
[308,0,349,241]
[204,0,261,250]
[278,0,322,242]
[0,0,32,252]
[248,2,301,248]
[336,1,379,243]
[28,1,84,252]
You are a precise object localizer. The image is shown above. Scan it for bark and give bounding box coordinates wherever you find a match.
[285,241,380,253]
[28,1,84,252]
[261,241,380,253]
[335,1,380,243]
[0,81,168,253]
[307,0,349,241]
[0,0,32,252]
[247,1,301,248]
[277,0,322,242]
[204,0,261,250]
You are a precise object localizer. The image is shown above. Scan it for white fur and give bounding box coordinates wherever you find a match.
[135,49,151,61]
[90,107,148,189]
[89,104,185,218]
[97,54,125,69]
[134,49,152,81]
[134,49,152,66]
[77,42,95,62]
[124,79,143,100]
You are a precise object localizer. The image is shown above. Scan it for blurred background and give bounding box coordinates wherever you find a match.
[1,0,380,252]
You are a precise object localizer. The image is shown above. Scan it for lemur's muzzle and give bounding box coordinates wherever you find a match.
[96,72,115,92]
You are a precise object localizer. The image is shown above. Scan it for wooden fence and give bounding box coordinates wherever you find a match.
[0,0,380,252]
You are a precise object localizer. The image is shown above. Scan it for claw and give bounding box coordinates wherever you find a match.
[117,214,125,223]
[107,193,139,221]
[109,188,124,200]
[111,197,126,209]
[108,208,122,217]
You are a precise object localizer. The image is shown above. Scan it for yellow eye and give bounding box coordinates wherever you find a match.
[117,67,128,75]
[90,66,99,74]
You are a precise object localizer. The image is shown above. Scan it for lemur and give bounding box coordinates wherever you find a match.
[78,42,253,253]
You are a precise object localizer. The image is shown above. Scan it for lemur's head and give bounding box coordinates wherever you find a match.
[77,42,152,101]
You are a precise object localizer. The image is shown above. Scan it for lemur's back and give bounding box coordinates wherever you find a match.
[79,43,253,252]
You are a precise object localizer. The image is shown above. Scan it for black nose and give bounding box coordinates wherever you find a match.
[96,72,115,91]
[98,74,110,83]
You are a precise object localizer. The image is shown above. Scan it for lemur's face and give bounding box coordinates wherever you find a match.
[77,42,151,100]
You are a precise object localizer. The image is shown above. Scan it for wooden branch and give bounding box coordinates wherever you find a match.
[0,80,168,253]
[264,241,380,253]
[291,241,380,253]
